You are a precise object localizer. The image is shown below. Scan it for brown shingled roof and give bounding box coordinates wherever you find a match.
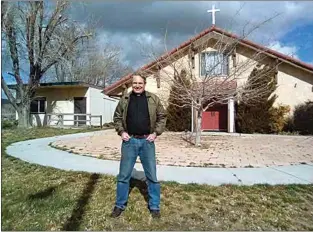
[104,25,313,95]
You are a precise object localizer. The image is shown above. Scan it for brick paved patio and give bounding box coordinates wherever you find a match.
[51,129,313,168]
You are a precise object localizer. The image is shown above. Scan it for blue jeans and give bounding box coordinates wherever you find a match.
[115,137,160,211]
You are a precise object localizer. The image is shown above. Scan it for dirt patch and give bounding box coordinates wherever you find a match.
[51,130,313,168]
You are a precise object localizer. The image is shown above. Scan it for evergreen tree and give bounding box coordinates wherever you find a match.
[166,69,192,131]
[236,64,277,133]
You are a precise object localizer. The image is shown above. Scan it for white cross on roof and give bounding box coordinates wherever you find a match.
[207,4,220,25]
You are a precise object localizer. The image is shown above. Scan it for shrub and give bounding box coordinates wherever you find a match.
[269,105,290,133]
[1,119,18,129]
[293,101,313,135]
[283,116,295,133]
[236,104,271,133]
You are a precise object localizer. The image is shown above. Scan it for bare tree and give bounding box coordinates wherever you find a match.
[136,16,283,146]
[50,39,133,87]
[1,1,92,128]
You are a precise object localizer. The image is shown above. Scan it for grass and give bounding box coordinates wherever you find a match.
[2,128,313,231]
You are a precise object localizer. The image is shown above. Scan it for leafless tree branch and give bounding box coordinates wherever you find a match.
[1,0,94,127]
[137,10,281,145]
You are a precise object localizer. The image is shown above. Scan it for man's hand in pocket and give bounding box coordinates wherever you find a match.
[146,133,157,142]
[121,132,130,141]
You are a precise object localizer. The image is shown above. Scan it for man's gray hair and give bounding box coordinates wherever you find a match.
[132,75,147,83]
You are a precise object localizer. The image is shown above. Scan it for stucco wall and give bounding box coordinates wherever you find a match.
[32,87,89,126]
[114,44,313,116]
[195,46,313,114]
[230,49,313,113]
[275,66,313,113]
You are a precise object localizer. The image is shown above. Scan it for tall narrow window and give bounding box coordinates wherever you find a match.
[191,56,195,69]
[201,51,229,77]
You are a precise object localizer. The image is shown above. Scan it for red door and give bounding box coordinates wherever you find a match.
[201,105,227,131]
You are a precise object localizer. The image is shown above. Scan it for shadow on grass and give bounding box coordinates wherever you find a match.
[128,169,149,204]
[27,182,67,200]
[62,173,100,231]
[28,186,57,200]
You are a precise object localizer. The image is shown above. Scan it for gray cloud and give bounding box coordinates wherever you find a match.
[69,1,313,69]
[3,1,311,88]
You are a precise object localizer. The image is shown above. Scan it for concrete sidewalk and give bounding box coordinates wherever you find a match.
[6,131,313,186]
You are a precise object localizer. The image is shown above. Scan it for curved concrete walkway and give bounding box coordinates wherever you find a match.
[6,131,313,186]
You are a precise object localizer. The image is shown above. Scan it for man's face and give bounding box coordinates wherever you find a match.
[132,76,146,94]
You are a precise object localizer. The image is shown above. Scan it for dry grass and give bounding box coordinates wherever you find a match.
[2,128,313,230]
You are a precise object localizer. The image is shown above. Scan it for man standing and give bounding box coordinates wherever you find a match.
[111,75,167,218]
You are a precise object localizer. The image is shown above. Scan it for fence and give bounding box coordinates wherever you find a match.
[46,113,102,128]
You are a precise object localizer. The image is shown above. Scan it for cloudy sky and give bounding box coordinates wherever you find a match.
[2,1,313,85]
[69,1,313,70]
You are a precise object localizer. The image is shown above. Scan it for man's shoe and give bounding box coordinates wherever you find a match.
[111,206,123,218]
[150,209,161,218]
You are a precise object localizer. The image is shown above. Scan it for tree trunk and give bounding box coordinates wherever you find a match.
[195,109,202,146]
[17,104,31,128]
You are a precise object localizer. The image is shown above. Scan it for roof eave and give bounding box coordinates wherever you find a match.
[104,26,313,94]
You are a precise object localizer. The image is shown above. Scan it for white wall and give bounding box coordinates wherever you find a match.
[89,87,118,125]
[31,86,89,126]
[30,113,46,126]
[16,85,119,127]
[29,86,118,127]
[275,67,313,113]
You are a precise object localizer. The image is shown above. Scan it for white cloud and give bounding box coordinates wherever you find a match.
[268,41,299,59]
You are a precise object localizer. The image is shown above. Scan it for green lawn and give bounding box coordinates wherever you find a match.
[1,128,313,231]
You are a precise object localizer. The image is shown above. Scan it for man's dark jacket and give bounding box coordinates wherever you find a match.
[113,91,167,136]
